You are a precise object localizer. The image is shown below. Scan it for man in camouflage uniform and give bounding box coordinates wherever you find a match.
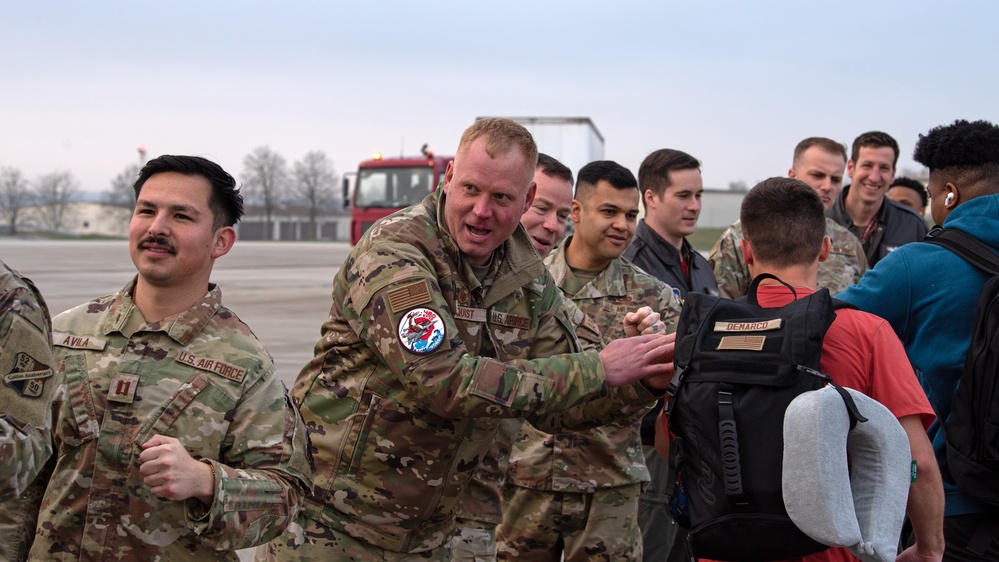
[449,154,666,562]
[258,119,674,561]
[498,161,682,562]
[31,155,313,561]
[0,260,57,561]
[450,153,576,561]
[710,137,867,297]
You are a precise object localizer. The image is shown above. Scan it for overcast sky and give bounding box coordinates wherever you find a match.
[3,1,997,195]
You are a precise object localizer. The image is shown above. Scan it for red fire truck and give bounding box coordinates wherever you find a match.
[347,145,452,244]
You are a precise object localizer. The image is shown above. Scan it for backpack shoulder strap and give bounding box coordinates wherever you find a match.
[924,227,999,276]
[832,299,858,312]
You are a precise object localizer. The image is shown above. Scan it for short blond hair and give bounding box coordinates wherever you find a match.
[457,118,538,170]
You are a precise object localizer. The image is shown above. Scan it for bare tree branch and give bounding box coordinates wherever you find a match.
[293,151,337,232]
[0,167,33,235]
[103,163,141,226]
[242,147,288,240]
[34,171,79,232]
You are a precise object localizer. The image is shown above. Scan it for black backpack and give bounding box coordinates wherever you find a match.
[665,274,864,561]
[924,227,999,506]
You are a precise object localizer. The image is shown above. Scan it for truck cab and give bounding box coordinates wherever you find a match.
[348,147,452,244]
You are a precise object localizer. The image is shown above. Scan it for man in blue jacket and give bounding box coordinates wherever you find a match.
[839,119,999,561]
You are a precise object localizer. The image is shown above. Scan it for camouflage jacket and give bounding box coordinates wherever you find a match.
[709,218,867,299]
[452,299,609,527]
[31,279,313,561]
[291,190,661,554]
[0,261,57,562]
[507,240,682,491]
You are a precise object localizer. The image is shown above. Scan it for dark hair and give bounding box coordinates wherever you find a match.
[638,149,700,210]
[134,155,244,229]
[851,131,900,167]
[741,177,826,268]
[913,119,999,197]
[793,137,847,166]
[889,176,928,207]
[537,153,574,186]
[575,160,637,200]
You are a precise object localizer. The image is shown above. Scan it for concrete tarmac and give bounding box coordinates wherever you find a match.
[0,238,352,388]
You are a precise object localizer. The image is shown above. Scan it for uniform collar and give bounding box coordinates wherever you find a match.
[545,236,631,298]
[101,276,222,346]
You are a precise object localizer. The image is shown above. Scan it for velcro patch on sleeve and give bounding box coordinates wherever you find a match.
[53,331,108,351]
[386,280,433,314]
[469,359,518,408]
[176,351,246,383]
[397,307,446,355]
[3,351,53,398]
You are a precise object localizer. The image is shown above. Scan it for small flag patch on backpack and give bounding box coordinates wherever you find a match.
[717,335,766,351]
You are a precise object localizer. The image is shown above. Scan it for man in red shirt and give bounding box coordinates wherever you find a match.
[658,177,945,562]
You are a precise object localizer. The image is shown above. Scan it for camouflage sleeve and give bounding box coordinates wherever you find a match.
[185,370,313,549]
[524,294,661,434]
[708,225,750,299]
[0,286,57,497]
[342,243,612,421]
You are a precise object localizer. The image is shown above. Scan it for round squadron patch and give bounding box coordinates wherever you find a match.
[398,307,446,354]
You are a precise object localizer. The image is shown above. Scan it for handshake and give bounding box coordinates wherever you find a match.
[602,306,676,390]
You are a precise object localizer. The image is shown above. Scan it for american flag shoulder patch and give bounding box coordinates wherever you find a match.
[387,279,433,313]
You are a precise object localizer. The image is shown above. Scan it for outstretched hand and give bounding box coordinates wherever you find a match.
[600,332,676,389]
[139,435,216,505]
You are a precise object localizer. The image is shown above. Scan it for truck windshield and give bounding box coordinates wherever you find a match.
[354,167,435,209]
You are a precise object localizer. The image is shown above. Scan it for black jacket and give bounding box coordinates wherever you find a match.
[623,220,719,443]
[623,220,719,300]
[827,185,928,268]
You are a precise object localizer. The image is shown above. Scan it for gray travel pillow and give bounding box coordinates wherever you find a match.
[783,385,912,562]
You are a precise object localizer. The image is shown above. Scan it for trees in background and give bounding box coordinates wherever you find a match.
[242,147,288,240]
[103,163,141,227]
[292,151,337,232]
[34,171,79,231]
[0,167,33,235]
[1,148,342,237]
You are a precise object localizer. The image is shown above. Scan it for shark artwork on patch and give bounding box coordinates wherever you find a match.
[398,307,446,354]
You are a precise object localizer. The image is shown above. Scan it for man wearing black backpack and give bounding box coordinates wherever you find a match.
[839,119,999,561]
[662,177,943,562]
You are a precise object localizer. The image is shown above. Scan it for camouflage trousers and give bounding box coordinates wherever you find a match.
[496,483,643,562]
[254,516,451,562]
[450,516,499,562]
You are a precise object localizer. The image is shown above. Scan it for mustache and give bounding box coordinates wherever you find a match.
[137,236,176,253]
